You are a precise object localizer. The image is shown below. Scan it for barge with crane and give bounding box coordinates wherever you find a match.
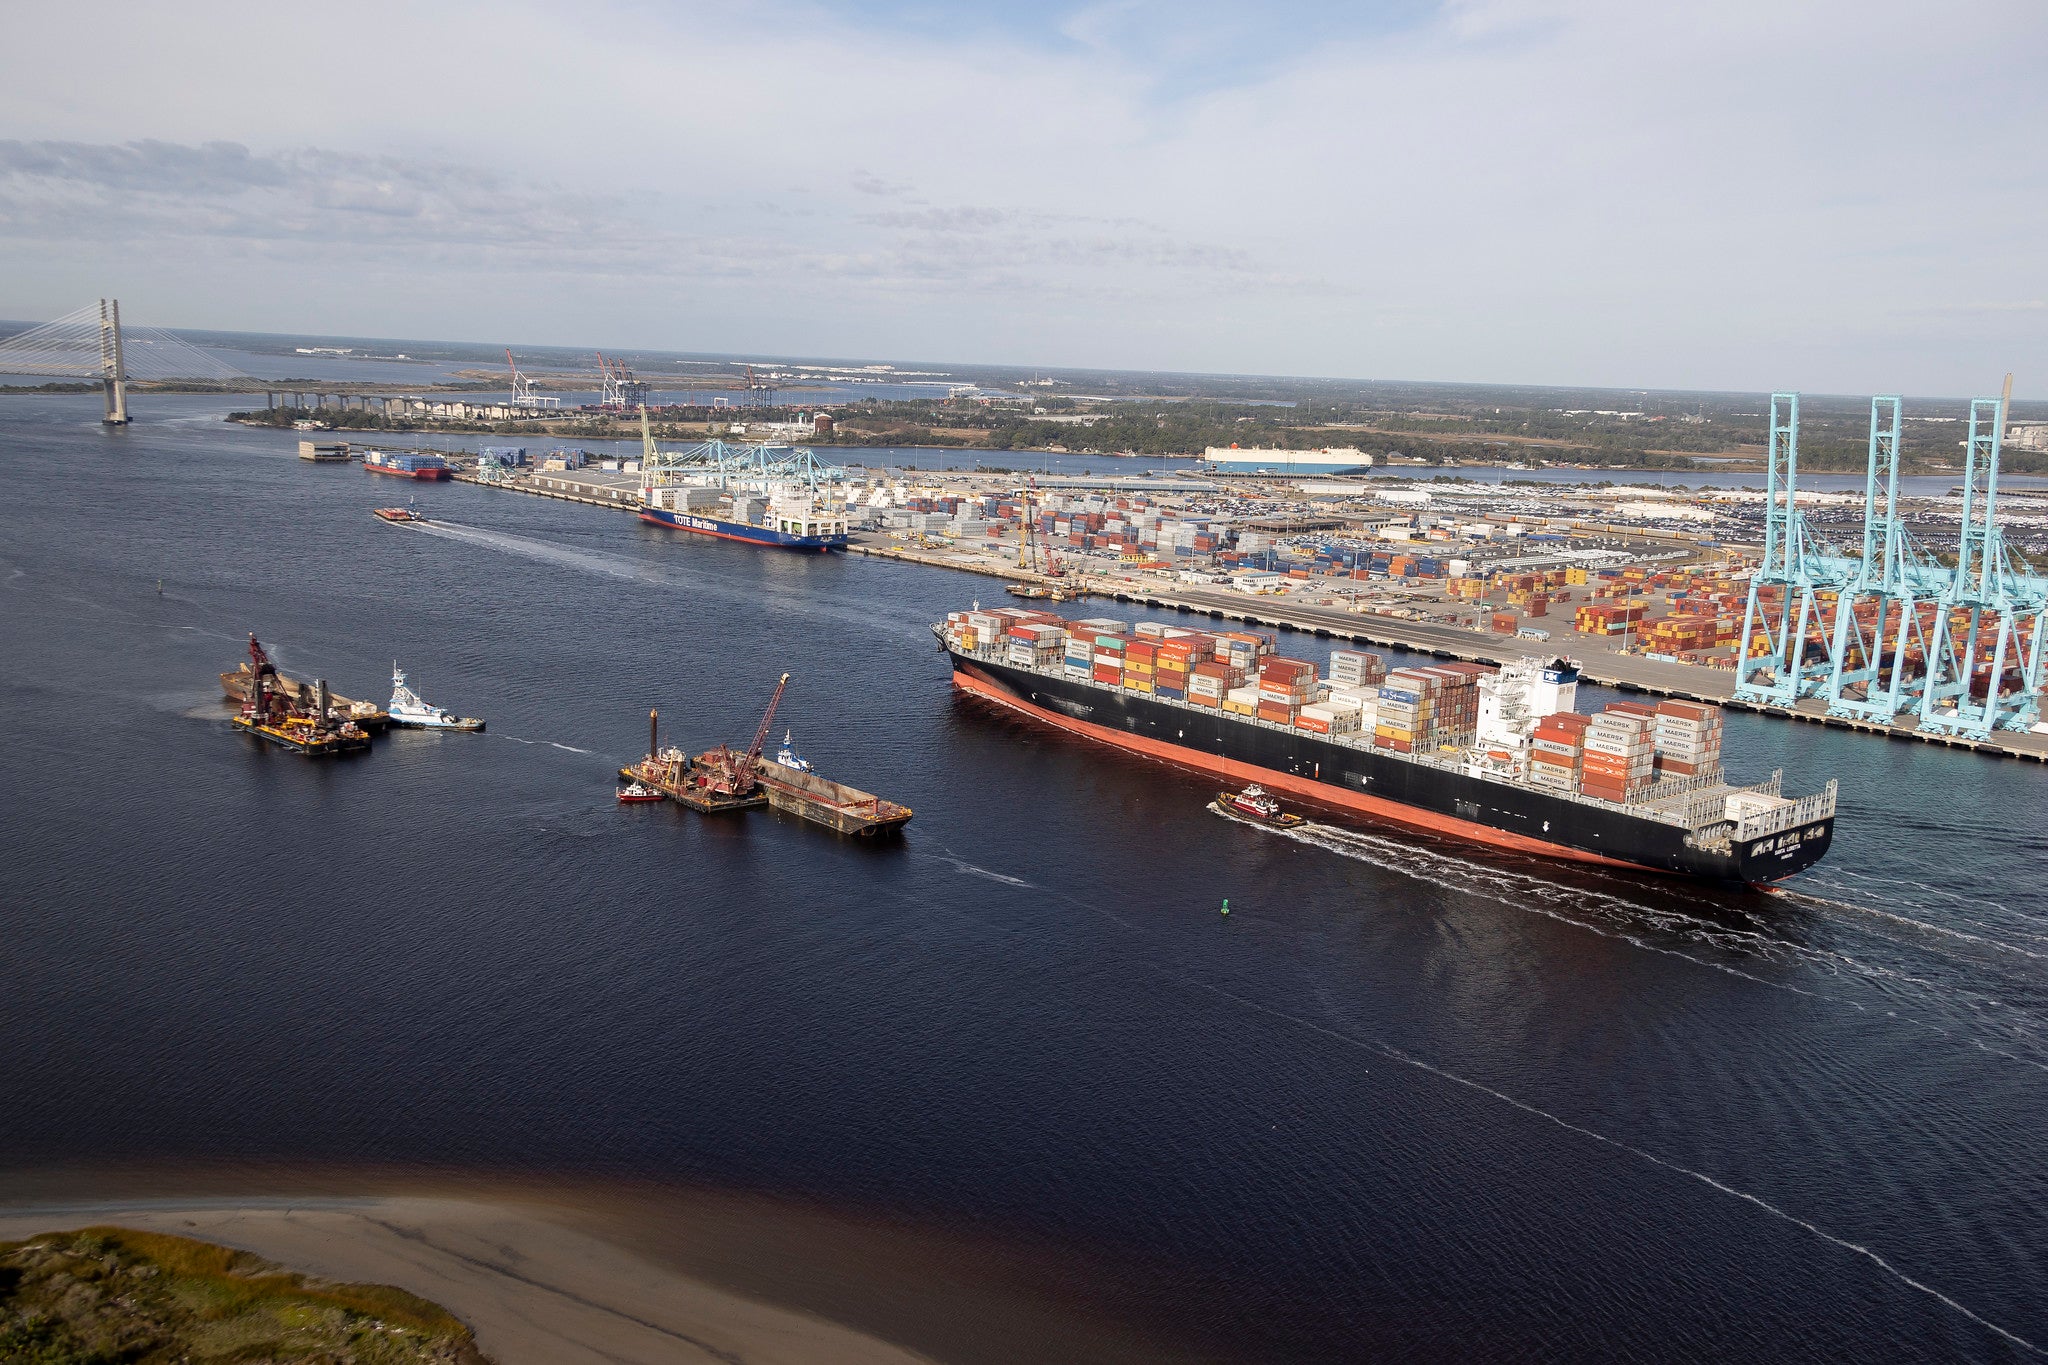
[221,635,389,732]
[620,675,912,835]
[227,634,372,757]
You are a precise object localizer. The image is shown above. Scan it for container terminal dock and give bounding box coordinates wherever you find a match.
[356,387,2048,765]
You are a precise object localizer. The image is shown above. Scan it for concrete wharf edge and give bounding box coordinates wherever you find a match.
[449,474,2047,766]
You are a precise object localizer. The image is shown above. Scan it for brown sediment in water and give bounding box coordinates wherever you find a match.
[0,1165,1220,1365]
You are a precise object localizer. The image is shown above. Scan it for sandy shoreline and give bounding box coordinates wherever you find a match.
[0,1171,1209,1365]
[0,1194,928,1365]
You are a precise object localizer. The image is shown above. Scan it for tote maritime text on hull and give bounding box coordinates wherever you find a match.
[937,611,1836,883]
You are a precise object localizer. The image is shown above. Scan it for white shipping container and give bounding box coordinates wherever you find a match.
[1300,703,1364,734]
[1584,737,1653,754]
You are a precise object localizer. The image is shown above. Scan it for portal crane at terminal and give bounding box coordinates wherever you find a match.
[639,408,845,496]
[506,349,560,409]
[1740,380,2046,739]
[1733,394,1852,706]
[1820,397,1951,721]
[1919,377,2048,736]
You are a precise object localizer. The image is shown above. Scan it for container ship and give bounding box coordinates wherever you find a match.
[937,607,1836,883]
[636,410,848,551]
[1199,446,1373,475]
[640,486,850,550]
[363,450,451,480]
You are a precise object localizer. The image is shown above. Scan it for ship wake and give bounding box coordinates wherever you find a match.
[1215,807,2048,1078]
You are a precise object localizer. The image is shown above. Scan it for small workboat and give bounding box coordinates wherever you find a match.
[1213,785,1304,828]
[387,663,485,731]
[373,505,425,523]
[771,729,813,772]
[617,781,664,803]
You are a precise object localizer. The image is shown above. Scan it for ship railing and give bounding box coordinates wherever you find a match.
[961,641,1731,829]
[1733,780,1838,841]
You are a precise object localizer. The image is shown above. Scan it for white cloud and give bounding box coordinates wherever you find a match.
[0,0,2042,394]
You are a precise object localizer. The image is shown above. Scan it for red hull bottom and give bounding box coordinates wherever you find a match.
[953,667,1653,875]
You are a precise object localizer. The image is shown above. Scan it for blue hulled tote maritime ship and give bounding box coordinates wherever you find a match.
[636,408,849,551]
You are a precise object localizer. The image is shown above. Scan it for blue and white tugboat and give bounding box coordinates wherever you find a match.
[770,730,812,771]
[387,663,485,731]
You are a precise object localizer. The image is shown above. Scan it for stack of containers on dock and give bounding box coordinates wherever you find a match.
[1652,700,1724,776]
[1580,709,1654,802]
[1123,638,1156,693]
[1529,712,1590,793]
[1574,602,1646,636]
[1256,657,1316,725]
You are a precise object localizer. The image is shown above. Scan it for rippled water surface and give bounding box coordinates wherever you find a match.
[3,395,2046,1361]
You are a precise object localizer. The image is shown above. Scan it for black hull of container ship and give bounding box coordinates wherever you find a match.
[949,651,1833,884]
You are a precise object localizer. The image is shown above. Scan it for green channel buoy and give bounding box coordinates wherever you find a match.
[1221,898,1230,916]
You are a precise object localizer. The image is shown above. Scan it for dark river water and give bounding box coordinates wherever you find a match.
[3,394,2046,1361]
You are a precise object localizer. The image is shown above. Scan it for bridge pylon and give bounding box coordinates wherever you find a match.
[98,298,129,425]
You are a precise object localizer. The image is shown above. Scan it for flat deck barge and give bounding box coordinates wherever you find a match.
[757,762,912,836]
[233,714,371,756]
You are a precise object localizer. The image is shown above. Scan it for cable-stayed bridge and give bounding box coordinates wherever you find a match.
[0,299,245,424]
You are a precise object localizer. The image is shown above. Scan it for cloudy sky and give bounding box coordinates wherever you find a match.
[2,0,2042,394]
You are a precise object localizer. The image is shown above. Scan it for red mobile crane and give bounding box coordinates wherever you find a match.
[700,672,791,797]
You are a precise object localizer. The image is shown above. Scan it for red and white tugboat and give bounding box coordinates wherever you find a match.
[617,780,665,803]
[1213,785,1305,828]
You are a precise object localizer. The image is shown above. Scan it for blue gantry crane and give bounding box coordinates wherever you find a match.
[1739,380,2046,739]
[1918,380,2048,736]
[1820,397,1951,721]
[638,406,845,496]
[1733,394,1853,706]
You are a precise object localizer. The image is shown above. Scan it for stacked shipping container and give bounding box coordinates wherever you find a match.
[1529,712,1590,793]
[1580,708,1654,801]
[1652,700,1724,777]
[1256,657,1317,725]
